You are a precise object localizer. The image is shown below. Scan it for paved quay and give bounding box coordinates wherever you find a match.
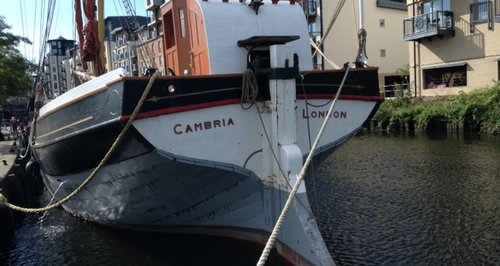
[0,140,18,181]
[0,137,42,239]
[0,139,21,238]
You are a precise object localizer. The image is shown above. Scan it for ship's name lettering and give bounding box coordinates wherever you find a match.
[174,118,235,135]
[302,109,347,119]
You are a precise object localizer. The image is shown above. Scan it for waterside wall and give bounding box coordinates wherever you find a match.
[0,140,42,240]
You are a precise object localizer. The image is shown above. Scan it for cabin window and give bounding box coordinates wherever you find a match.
[165,11,176,49]
[179,8,186,38]
[423,64,467,89]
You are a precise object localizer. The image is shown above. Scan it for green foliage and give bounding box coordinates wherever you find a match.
[373,83,500,134]
[446,82,500,134]
[0,16,34,103]
[395,64,410,78]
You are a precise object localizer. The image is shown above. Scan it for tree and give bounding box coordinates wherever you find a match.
[0,15,34,103]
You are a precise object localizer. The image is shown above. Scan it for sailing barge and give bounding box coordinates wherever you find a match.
[30,0,383,264]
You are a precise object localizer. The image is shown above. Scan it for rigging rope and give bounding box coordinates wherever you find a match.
[0,72,160,213]
[312,0,347,58]
[119,0,157,69]
[19,0,28,58]
[257,64,353,266]
[309,38,339,69]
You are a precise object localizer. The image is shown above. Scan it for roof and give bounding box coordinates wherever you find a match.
[47,36,75,42]
[105,16,148,40]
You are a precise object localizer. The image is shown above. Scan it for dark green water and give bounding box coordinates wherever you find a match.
[1,133,499,265]
[310,133,500,265]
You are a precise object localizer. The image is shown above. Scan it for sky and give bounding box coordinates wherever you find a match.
[0,0,147,62]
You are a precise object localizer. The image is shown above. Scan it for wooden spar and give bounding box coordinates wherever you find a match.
[98,0,105,74]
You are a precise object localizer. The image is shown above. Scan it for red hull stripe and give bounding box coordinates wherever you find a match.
[121,99,241,122]
[121,95,383,122]
[297,94,384,102]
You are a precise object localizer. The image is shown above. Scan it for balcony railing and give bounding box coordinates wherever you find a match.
[148,14,158,26]
[470,0,494,31]
[146,0,163,11]
[471,1,489,23]
[376,0,407,11]
[403,11,455,42]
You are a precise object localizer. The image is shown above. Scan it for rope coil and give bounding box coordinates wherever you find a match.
[241,68,259,110]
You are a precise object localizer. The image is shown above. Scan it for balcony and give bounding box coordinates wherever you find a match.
[146,0,163,11]
[470,0,494,31]
[403,11,455,42]
[376,0,407,11]
[148,13,158,27]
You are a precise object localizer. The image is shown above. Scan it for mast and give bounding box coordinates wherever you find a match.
[98,0,105,73]
[358,0,366,63]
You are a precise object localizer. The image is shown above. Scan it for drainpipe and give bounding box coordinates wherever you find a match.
[412,0,418,97]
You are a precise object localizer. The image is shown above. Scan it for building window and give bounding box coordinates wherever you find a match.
[424,65,467,89]
[470,0,494,31]
[471,0,490,23]
[380,49,386,57]
[421,0,451,14]
[179,8,186,38]
[164,11,176,49]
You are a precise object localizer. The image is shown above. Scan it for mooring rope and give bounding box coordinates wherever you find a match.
[256,65,352,266]
[0,71,160,213]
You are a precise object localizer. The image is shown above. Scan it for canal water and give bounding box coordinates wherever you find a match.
[1,133,499,265]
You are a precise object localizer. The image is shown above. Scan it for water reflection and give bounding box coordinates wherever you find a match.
[309,133,499,265]
[1,133,499,265]
[1,192,284,266]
